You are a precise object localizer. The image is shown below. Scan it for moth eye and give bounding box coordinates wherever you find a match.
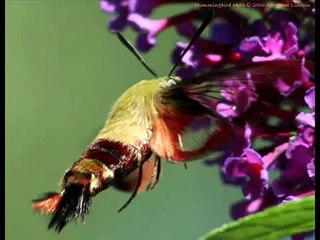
[93,173,100,179]
[167,79,176,87]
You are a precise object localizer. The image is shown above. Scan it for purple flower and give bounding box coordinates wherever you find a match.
[101,1,129,31]
[101,0,192,32]
[295,87,315,145]
[171,14,244,77]
[240,21,298,62]
[223,148,268,200]
[172,39,241,77]
[231,189,279,220]
[128,10,205,52]
[272,142,314,197]
[216,74,257,118]
[128,14,167,52]
[271,86,315,198]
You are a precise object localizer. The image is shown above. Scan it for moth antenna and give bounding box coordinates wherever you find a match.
[114,31,158,78]
[168,10,213,78]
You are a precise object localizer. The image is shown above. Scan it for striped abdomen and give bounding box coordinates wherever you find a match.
[78,139,152,182]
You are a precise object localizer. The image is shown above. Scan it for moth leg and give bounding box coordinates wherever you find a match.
[183,163,188,170]
[149,155,161,190]
[117,163,144,213]
[117,152,151,212]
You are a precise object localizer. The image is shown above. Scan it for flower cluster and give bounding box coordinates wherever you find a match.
[101,1,315,239]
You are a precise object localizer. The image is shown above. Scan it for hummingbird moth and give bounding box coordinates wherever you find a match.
[32,10,311,232]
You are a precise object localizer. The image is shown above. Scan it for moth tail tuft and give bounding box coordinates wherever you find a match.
[32,184,92,233]
[32,192,62,215]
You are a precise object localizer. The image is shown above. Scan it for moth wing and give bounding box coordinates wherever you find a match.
[150,59,313,163]
[188,59,313,87]
[150,108,231,162]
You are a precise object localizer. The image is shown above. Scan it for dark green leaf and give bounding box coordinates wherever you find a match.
[199,195,314,240]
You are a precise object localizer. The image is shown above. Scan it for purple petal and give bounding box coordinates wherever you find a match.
[128,13,165,31]
[307,158,315,182]
[292,232,314,240]
[216,75,257,118]
[109,6,129,31]
[231,198,264,220]
[243,149,268,199]
[283,22,299,57]
[304,86,315,110]
[175,21,197,39]
[297,125,315,147]
[262,143,289,168]
[101,1,130,31]
[243,175,268,200]
[175,66,196,79]
[279,141,314,191]
[244,123,252,148]
[296,113,315,128]
[234,85,257,112]
[136,32,157,52]
[216,103,237,118]
[129,0,175,17]
[174,42,196,68]
[222,148,268,199]
[274,77,302,96]
[282,195,301,203]
[239,36,267,58]
[286,138,313,160]
[205,54,222,63]
[128,14,167,52]
[273,61,310,97]
[262,33,283,56]
[272,179,289,197]
[100,0,121,13]
[243,148,262,163]
[231,189,278,220]
[240,21,299,62]
[222,156,248,181]
[129,0,157,16]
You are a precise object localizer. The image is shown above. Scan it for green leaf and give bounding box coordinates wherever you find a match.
[199,196,314,240]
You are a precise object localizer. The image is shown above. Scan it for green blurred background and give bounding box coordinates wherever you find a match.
[6,1,242,240]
